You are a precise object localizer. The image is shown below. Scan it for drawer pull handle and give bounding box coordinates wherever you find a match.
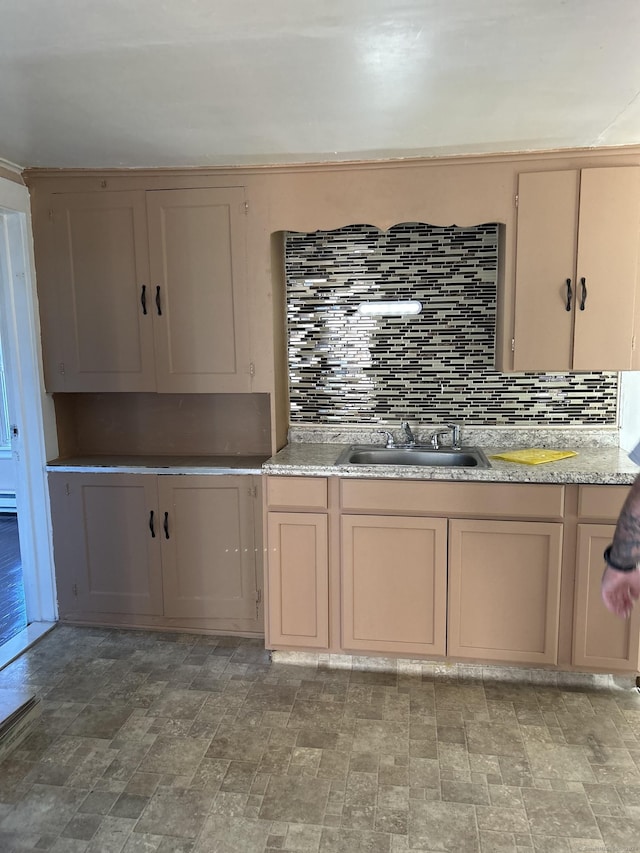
[140,285,147,315]
[148,510,155,538]
[155,285,162,316]
[580,277,587,310]
[163,511,170,539]
[565,278,572,311]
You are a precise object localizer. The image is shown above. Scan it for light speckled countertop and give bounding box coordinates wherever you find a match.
[46,455,269,475]
[263,443,639,485]
[45,431,640,485]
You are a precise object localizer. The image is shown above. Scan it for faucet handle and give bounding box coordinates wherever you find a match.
[377,430,395,448]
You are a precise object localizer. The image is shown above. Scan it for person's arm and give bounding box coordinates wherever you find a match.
[601,474,640,618]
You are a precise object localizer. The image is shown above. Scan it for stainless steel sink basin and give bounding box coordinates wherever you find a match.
[335,445,491,468]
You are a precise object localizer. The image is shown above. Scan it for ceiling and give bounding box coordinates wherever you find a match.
[2,0,640,170]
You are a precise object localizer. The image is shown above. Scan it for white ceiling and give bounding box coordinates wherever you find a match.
[2,0,640,170]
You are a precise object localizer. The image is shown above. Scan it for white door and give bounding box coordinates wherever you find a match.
[0,175,57,662]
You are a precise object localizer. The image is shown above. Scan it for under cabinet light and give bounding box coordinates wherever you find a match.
[357,300,422,316]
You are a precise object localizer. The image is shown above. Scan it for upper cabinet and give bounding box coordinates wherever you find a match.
[512,167,640,371]
[42,186,251,392]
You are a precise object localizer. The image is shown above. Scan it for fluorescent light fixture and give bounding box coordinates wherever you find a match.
[357,300,422,316]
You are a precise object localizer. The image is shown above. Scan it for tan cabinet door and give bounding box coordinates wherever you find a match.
[146,187,251,393]
[341,514,447,656]
[266,512,329,649]
[513,170,579,371]
[573,524,640,672]
[49,472,163,616]
[573,167,640,370]
[448,519,563,664]
[158,475,258,624]
[513,167,640,371]
[50,191,156,391]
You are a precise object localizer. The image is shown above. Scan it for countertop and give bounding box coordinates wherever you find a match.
[45,442,640,485]
[262,443,639,485]
[46,455,269,475]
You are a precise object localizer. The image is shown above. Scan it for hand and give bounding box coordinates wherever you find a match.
[601,565,640,618]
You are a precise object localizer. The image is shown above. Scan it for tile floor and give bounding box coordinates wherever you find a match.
[0,626,639,852]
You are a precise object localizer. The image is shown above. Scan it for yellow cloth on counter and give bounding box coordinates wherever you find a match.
[489,449,578,465]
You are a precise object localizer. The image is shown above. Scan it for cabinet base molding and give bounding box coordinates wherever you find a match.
[269,649,639,684]
[58,615,264,639]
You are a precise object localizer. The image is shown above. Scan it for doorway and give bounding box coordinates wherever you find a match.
[0,175,57,667]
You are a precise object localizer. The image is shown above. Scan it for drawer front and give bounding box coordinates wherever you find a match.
[341,479,565,520]
[578,485,630,522]
[266,476,328,510]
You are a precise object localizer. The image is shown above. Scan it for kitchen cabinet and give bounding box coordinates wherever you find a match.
[265,477,329,649]
[339,479,564,665]
[49,471,261,633]
[341,514,447,656]
[572,486,640,671]
[265,476,571,665]
[49,472,163,616]
[512,167,640,371]
[44,186,251,392]
[447,519,563,665]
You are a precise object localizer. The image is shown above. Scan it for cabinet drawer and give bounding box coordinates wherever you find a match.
[266,476,328,510]
[578,485,630,521]
[341,479,564,520]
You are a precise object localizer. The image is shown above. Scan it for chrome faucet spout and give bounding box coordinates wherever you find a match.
[400,420,416,446]
[446,422,462,450]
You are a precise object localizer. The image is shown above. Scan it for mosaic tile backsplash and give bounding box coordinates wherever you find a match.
[286,223,618,426]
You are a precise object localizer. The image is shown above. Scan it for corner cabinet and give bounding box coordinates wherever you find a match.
[573,486,640,672]
[42,186,251,392]
[512,167,640,371]
[49,471,262,634]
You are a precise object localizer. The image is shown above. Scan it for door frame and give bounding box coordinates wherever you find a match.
[0,174,57,660]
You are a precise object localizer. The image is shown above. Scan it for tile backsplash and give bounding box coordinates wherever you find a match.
[286,223,618,426]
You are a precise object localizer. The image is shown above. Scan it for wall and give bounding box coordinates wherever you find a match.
[286,223,617,426]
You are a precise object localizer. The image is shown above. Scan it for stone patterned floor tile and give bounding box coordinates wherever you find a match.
[1,626,640,851]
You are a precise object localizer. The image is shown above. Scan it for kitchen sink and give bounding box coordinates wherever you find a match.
[335,445,491,468]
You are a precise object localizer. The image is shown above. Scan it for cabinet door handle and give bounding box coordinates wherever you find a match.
[579,277,587,310]
[149,510,155,538]
[140,285,147,315]
[565,278,572,312]
[163,511,170,539]
[155,286,162,316]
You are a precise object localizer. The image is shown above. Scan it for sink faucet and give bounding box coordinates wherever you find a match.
[447,422,462,450]
[400,420,416,447]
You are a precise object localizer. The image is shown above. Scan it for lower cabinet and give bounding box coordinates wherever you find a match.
[265,476,329,649]
[341,514,447,656]
[573,522,640,672]
[264,476,639,676]
[573,486,640,672]
[447,519,563,665]
[266,512,329,648]
[49,471,261,632]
